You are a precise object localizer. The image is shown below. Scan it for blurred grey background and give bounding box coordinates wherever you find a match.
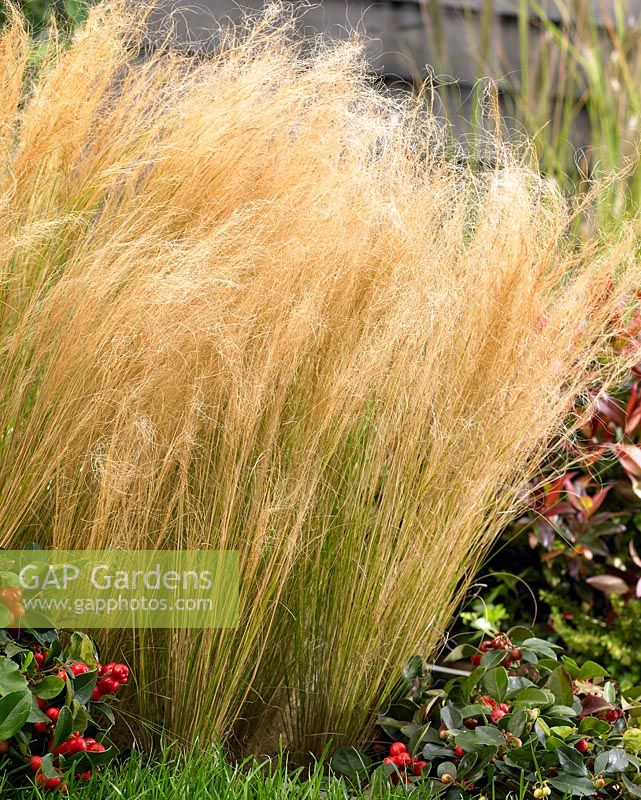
[149,1,641,83]
[148,1,641,145]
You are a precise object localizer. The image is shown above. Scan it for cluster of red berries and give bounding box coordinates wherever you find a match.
[32,660,127,737]
[459,695,510,730]
[479,695,510,724]
[28,732,105,791]
[470,634,522,668]
[27,659,127,790]
[91,662,129,701]
[0,587,26,627]
[382,742,428,784]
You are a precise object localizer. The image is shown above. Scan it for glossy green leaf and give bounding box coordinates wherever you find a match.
[67,633,98,670]
[0,658,27,695]
[545,666,574,707]
[436,761,457,780]
[480,650,508,669]
[34,676,65,700]
[594,747,628,774]
[579,717,610,736]
[27,693,49,724]
[441,704,462,731]
[52,705,73,748]
[0,690,31,739]
[40,752,58,780]
[548,774,597,796]
[330,747,371,781]
[577,661,609,681]
[557,744,588,776]
[484,667,508,703]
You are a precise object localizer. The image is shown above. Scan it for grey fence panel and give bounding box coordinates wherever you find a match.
[147,1,639,148]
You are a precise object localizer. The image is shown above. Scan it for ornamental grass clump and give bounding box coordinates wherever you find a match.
[0,1,639,756]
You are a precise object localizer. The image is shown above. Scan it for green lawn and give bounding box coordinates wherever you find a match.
[1,745,538,800]
[4,747,398,800]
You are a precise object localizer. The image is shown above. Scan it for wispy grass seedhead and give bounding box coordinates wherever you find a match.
[0,1,639,756]
[421,0,641,225]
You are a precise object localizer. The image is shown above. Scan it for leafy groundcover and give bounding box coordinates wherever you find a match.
[332,630,641,798]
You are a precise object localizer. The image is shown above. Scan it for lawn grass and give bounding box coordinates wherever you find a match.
[1,746,400,800]
[3,745,533,800]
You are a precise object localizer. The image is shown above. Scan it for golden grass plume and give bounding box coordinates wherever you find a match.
[0,0,639,755]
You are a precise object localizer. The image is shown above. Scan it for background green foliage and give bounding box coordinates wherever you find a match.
[545,594,641,690]
[454,362,641,690]
[0,0,89,34]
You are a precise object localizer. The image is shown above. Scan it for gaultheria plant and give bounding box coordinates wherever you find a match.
[0,1,639,755]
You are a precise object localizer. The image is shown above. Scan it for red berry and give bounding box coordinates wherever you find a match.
[90,687,102,701]
[413,760,428,776]
[29,755,42,771]
[575,738,589,753]
[34,652,45,667]
[71,663,90,676]
[45,708,60,722]
[454,746,464,758]
[97,677,119,695]
[36,697,47,710]
[51,740,67,756]
[34,722,50,735]
[490,709,506,724]
[78,771,92,781]
[480,695,497,709]
[111,664,129,682]
[499,703,509,713]
[479,641,492,652]
[502,656,513,667]
[464,718,478,729]
[36,772,62,790]
[0,740,9,754]
[605,709,619,722]
[87,742,106,752]
[71,737,88,752]
[53,733,79,754]
[57,670,67,681]
[471,654,481,666]
[388,742,407,757]
[510,648,522,660]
